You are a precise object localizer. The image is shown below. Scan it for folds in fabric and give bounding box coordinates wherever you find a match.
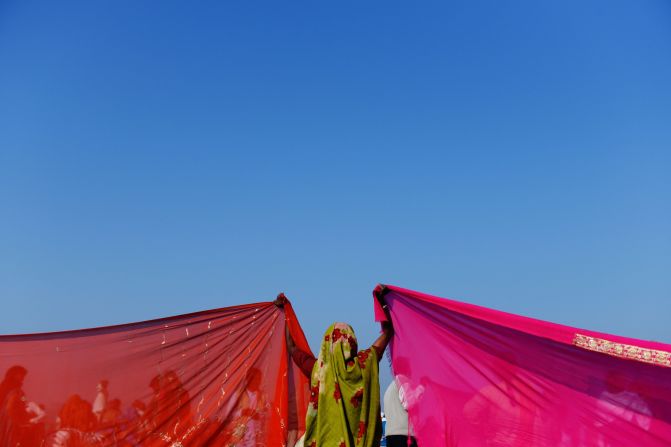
[0,300,311,447]
[374,285,671,447]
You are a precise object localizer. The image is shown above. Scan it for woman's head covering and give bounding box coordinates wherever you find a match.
[1,365,27,388]
[303,322,381,447]
[0,365,27,406]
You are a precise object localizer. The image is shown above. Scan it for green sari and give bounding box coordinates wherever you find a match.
[303,322,382,447]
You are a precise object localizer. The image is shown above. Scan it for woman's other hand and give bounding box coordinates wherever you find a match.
[274,293,288,308]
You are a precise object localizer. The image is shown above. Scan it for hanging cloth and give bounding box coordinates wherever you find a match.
[0,299,311,447]
[373,284,671,447]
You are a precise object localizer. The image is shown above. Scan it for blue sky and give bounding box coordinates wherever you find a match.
[1,0,670,389]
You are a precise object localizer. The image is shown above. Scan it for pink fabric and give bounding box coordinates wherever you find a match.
[376,285,671,447]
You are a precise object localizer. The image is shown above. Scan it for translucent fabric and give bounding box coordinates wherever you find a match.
[374,285,671,447]
[0,300,311,447]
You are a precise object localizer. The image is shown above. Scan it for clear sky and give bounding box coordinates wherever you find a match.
[1,1,670,390]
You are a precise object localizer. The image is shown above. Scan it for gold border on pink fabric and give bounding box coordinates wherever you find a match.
[573,333,671,368]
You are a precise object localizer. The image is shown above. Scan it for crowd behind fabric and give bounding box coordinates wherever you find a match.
[0,363,417,447]
[0,365,271,447]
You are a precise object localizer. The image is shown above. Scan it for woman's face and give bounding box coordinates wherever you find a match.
[324,323,358,359]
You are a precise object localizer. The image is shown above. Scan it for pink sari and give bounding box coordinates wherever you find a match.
[374,285,671,447]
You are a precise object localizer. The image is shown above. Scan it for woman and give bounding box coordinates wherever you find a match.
[275,293,393,447]
[0,365,30,446]
[45,394,104,447]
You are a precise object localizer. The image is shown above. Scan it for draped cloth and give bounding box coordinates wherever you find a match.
[302,323,381,447]
[373,285,671,447]
[0,300,311,447]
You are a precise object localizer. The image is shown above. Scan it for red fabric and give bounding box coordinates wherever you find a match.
[0,300,310,447]
[291,350,317,378]
[376,284,671,447]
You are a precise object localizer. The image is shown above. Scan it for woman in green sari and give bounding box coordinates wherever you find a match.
[277,296,393,447]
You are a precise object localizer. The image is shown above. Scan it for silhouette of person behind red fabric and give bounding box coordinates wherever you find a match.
[143,371,195,446]
[0,365,32,446]
[44,394,103,447]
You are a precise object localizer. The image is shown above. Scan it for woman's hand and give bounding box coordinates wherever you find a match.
[273,293,288,308]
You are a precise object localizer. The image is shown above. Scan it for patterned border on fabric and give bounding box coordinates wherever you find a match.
[573,333,671,368]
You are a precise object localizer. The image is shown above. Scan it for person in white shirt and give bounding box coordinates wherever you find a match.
[92,379,108,422]
[384,380,418,447]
